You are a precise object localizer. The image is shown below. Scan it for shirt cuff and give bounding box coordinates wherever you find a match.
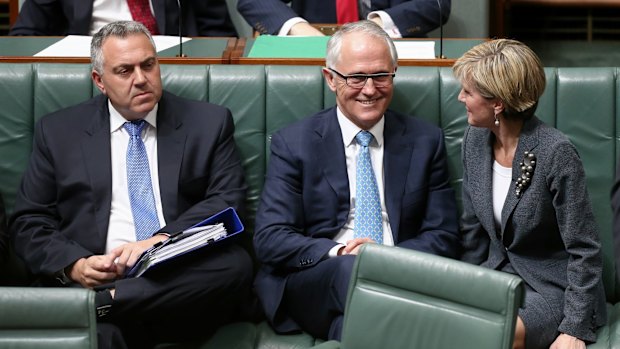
[328,244,346,258]
[368,11,402,38]
[279,17,308,36]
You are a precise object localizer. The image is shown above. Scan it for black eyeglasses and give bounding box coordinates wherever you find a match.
[328,68,395,89]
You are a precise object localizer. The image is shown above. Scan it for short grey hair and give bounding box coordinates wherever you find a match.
[325,20,398,69]
[91,21,156,75]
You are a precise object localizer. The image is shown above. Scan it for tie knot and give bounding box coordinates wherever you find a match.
[356,131,373,147]
[124,120,146,137]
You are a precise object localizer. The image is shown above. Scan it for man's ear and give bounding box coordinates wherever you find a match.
[92,70,106,95]
[322,67,337,93]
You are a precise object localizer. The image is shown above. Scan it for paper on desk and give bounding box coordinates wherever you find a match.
[34,35,192,57]
[394,41,436,59]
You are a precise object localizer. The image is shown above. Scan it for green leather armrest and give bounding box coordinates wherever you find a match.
[0,287,97,349]
[339,244,524,349]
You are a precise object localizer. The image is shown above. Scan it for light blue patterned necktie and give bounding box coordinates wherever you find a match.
[124,120,160,241]
[354,131,383,244]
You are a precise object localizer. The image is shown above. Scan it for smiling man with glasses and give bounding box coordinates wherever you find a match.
[253,20,459,341]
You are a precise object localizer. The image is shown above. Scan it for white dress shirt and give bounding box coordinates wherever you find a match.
[90,0,156,35]
[106,102,166,253]
[492,160,512,229]
[328,107,394,257]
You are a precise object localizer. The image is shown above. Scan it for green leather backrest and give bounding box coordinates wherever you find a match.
[0,63,616,304]
[341,244,523,349]
[0,287,97,349]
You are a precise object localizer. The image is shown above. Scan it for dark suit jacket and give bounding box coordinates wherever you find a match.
[254,107,459,332]
[460,117,606,342]
[9,91,247,284]
[10,0,237,37]
[237,0,450,37]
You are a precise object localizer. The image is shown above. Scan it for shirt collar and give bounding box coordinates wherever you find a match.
[109,100,159,133]
[336,107,385,148]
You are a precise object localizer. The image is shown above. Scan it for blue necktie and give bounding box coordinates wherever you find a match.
[124,120,160,241]
[354,131,383,244]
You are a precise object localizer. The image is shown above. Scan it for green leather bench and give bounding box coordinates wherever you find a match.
[0,63,617,348]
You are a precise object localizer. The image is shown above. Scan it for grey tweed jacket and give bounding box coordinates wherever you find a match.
[460,116,606,342]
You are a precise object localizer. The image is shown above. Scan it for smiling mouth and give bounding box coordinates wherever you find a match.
[358,99,379,105]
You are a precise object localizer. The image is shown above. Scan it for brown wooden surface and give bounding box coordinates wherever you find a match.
[509,0,620,6]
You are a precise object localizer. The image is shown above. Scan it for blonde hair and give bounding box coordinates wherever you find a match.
[453,39,546,119]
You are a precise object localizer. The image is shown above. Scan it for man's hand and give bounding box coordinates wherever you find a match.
[550,333,586,349]
[288,22,325,36]
[109,234,169,276]
[68,255,119,288]
[340,237,375,255]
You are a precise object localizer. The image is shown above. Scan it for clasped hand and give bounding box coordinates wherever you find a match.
[68,234,168,288]
[338,237,375,256]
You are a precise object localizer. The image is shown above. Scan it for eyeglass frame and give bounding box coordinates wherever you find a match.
[327,68,396,89]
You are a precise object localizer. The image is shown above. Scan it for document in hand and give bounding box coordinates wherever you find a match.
[125,207,244,278]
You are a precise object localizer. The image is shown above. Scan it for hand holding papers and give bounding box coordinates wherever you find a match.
[125,207,244,278]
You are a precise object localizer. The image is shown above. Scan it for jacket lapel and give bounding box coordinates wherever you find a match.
[471,129,498,237]
[501,117,541,232]
[383,112,411,238]
[315,109,350,224]
[74,1,94,33]
[81,96,112,242]
[152,0,166,34]
[156,93,186,221]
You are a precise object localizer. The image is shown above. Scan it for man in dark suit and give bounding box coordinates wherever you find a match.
[237,0,450,37]
[9,21,252,349]
[253,20,459,341]
[10,0,237,37]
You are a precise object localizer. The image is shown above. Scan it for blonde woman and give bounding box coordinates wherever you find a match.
[454,39,606,349]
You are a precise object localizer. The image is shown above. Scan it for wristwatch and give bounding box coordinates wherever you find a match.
[55,267,72,285]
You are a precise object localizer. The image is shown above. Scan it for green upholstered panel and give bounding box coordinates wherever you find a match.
[33,64,93,123]
[0,287,97,349]
[0,64,34,214]
[209,65,266,235]
[265,65,325,164]
[439,67,467,212]
[161,64,209,101]
[341,244,523,349]
[392,66,440,125]
[555,68,616,302]
[201,321,321,349]
[588,303,620,349]
[537,68,558,126]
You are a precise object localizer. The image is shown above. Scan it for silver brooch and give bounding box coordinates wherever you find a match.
[515,151,536,198]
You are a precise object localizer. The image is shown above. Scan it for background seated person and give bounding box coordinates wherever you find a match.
[455,39,607,349]
[253,20,459,342]
[10,0,238,37]
[237,0,450,38]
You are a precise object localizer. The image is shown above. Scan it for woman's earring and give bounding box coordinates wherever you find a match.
[494,113,500,126]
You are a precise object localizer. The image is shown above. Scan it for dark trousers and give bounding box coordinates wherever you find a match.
[283,255,356,341]
[97,243,254,349]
